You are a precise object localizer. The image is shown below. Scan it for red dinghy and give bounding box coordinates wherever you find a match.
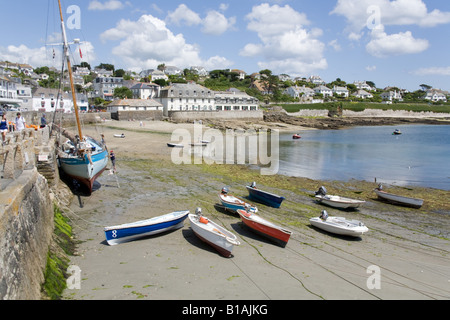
[236,209,293,247]
[292,134,301,139]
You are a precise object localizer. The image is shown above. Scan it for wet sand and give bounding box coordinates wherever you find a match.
[62,120,450,301]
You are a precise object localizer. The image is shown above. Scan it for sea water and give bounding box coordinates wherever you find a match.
[277,125,450,190]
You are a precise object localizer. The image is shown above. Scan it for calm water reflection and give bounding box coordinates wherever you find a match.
[277,125,450,190]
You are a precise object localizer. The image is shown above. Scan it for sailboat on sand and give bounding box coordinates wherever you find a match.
[54,0,108,194]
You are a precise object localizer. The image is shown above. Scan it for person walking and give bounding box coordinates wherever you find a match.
[0,114,8,145]
[15,112,26,131]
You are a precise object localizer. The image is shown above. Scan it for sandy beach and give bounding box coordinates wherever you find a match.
[61,119,450,301]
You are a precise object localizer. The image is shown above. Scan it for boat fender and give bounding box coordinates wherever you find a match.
[199,216,209,224]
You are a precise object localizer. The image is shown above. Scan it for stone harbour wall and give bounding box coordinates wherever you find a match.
[0,168,54,299]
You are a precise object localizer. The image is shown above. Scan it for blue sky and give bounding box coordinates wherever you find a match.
[1,0,450,91]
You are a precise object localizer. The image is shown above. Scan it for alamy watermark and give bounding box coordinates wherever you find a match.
[366,265,381,290]
[66,5,81,30]
[169,123,280,175]
[66,265,81,290]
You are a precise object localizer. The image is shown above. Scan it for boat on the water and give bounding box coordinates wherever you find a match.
[104,210,189,245]
[55,0,108,194]
[246,182,285,208]
[167,143,184,148]
[314,186,365,209]
[292,134,301,139]
[189,208,240,257]
[392,129,402,135]
[309,210,368,237]
[236,209,292,247]
[374,184,423,208]
[218,187,258,214]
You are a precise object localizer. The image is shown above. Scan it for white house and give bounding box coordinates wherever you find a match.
[107,99,163,113]
[0,75,21,107]
[231,69,247,80]
[164,66,183,76]
[424,89,448,103]
[332,86,349,98]
[353,90,373,99]
[159,83,215,116]
[31,88,73,113]
[308,75,325,85]
[284,85,315,99]
[381,90,402,102]
[354,81,373,91]
[214,88,259,111]
[190,66,208,77]
[16,83,33,110]
[314,85,333,98]
[130,83,160,99]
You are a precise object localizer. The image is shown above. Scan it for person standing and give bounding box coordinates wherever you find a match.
[15,112,26,131]
[109,150,116,173]
[40,113,47,128]
[0,114,8,145]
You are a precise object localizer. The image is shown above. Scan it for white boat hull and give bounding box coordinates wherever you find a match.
[104,211,189,245]
[374,188,423,208]
[310,217,368,237]
[315,195,365,209]
[189,214,239,257]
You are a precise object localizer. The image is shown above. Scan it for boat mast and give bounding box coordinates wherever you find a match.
[57,0,83,141]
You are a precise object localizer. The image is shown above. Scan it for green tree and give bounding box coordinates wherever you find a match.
[113,86,132,99]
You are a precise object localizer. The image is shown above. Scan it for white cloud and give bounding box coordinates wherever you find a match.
[241,4,326,75]
[328,39,342,52]
[366,26,429,58]
[331,0,450,32]
[0,41,96,68]
[166,4,202,27]
[88,0,125,11]
[202,11,236,36]
[100,14,231,71]
[166,4,235,36]
[413,66,450,76]
[366,65,377,72]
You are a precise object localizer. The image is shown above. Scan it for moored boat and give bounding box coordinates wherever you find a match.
[314,186,365,209]
[392,129,402,135]
[292,134,301,139]
[54,0,108,194]
[189,208,240,257]
[218,187,258,214]
[167,143,184,148]
[374,184,423,208]
[104,210,189,245]
[309,210,368,237]
[236,209,293,247]
[114,133,125,138]
[246,182,285,208]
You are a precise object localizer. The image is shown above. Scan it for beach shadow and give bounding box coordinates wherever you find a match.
[213,203,238,217]
[230,222,278,247]
[181,228,235,258]
[314,201,361,212]
[307,225,364,242]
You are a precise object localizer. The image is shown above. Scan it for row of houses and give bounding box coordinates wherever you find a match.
[108,83,260,117]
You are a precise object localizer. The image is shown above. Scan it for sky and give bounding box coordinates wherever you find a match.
[1,0,450,91]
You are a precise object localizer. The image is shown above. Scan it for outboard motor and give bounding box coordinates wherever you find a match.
[195,207,202,217]
[221,187,229,194]
[378,183,383,190]
[250,181,256,188]
[315,186,327,196]
[320,210,328,220]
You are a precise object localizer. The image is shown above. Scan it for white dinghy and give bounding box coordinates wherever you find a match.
[315,186,365,209]
[310,210,369,237]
